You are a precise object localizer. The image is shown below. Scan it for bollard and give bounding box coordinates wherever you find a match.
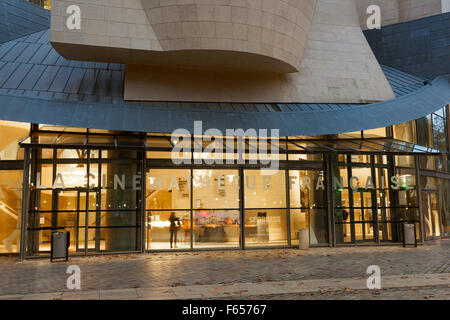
[298,228,309,250]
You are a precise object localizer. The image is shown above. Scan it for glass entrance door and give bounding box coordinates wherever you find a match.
[352,190,376,242]
[422,191,442,240]
[54,189,98,254]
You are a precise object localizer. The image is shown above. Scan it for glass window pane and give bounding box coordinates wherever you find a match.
[0,120,28,160]
[290,209,308,246]
[147,169,191,210]
[193,170,239,209]
[416,115,433,148]
[56,164,88,188]
[244,170,285,208]
[432,114,446,151]
[0,170,23,253]
[244,209,288,246]
[193,209,240,248]
[393,121,417,144]
[395,155,415,168]
[289,170,327,208]
[438,179,450,237]
[363,127,387,138]
[146,211,191,250]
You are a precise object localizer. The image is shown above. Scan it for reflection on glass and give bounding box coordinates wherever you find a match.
[354,222,374,241]
[438,179,450,237]
[0,120,28,160]
[244,170,285,208]
[289,170,326,209]
[193,170,239,209]
[0,171,23,253]
[363,128,387,138]
[147,169,191,210]
[416,115,433,148]
[393,121,417,143]
[423,193,441,239]
[432,114,446,151]
[290,209,308,245]
[193,210,240,248]
[350,154,371,164]
[244,209,287,246]
[146,211,191,250]
[395,155,415,168]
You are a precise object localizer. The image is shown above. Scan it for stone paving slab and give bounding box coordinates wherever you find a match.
[62,290,100,300]
[230,285,450,300]
[2,273,448,300]
[137,287,176,300]
[0,239,448,298]
[99,288,139,300]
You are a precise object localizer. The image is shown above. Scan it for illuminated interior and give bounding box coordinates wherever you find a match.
[0,116,448,255]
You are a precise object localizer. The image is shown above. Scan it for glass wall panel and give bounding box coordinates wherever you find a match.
[0,170,23,253]
[100,155,142,252]
[416,115,434,148]
[307,209,328,245]
[395,155,415,168]
[432,113,447,151]
[289,170,328,245]
[147,169,191,210]
[193,209,240,248]
[363,128,387,138]
[244,209,288,246]
[193,170,239,209]
[0,120,29,160]
[419,155,436,171]
[393,121,417,144]
[146,211,191,250]
[333,154,420,244]
[350,154,372,164]
[28,155,143,255]
[290,209,308,246]
[289,170,326,209]
[438,179,450,237]
[55,163,88,188]
[244,170,285,208]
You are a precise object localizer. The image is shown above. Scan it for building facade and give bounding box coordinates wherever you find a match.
[0,0,448,259]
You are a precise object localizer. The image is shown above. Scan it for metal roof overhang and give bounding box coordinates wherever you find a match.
[1,77,450,137]
[18,131,446,156]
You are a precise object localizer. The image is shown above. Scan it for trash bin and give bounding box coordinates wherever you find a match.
[402,223,417,247]
[298,228,309,250]
[51,231,70,262]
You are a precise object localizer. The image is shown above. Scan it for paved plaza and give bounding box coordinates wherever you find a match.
[0,239,448,300]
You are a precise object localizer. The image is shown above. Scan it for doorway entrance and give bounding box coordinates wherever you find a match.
[422,191,442,240]
[53,189,100,253]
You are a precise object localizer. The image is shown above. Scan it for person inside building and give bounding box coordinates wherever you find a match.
[169,212,181,249]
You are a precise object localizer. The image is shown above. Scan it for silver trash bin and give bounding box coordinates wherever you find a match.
[51,231,70,262]
[402,223,417,247]
[298,228,309,250]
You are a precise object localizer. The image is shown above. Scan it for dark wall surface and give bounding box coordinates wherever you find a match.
[364,12,450,80]
[0,0,50,44]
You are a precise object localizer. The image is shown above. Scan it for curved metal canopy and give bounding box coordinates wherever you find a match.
[0,76,449,136]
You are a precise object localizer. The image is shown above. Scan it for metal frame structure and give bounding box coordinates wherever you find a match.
[8,124,447,260]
